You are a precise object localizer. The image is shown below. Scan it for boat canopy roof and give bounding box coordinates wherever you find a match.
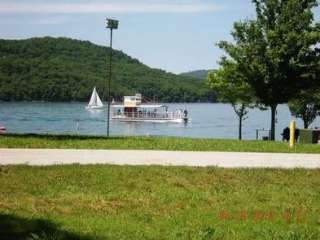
[111,104,167,109]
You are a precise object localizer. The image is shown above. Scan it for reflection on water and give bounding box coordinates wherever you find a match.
[0,102,319,140]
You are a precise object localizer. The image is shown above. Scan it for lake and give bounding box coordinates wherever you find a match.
[0,102,319,140]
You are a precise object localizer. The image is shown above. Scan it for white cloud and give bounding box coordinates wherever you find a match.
[0,2,223,14]
[0,16,68,25]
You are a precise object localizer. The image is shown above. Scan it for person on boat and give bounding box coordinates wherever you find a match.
[165,106,169,118]
[175,109,181,118]
[152,109,157,118]
[179,109,183,118]
[183,109,188,118]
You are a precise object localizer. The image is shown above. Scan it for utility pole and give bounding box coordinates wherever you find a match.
[106,18,119,137]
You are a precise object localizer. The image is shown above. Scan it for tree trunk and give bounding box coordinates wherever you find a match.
[270,104,277,141]
[232,103,247,141]
[302,114,309,129]
[239,116,242,140]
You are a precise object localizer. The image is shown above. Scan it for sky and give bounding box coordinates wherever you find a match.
[0,0,319,74]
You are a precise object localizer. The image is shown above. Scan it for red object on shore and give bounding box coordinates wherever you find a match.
[0,126,6,133]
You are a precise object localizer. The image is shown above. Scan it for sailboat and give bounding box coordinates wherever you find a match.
[86,87,104,109]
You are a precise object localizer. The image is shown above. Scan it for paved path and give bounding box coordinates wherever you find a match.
[1,149,320,168]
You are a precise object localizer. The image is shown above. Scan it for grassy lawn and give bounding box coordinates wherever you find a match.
[1,134,320,153]
[0,165,319,240]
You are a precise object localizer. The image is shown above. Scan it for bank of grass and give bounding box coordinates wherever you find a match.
[0,133,320,153]
[0,165,319,239]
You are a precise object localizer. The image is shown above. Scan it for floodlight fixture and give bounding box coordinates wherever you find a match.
[106,18,119,30]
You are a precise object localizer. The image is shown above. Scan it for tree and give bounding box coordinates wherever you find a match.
[289,92,320,129]
[217,0,319,140]
[207,61,254,140]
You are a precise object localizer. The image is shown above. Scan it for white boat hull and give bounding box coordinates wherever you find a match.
[86,105,104,110]
[112,116,187,123]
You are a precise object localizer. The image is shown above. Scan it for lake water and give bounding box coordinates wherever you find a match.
[0,102,319,140]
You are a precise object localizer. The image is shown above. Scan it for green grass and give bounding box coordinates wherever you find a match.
[0,165,319,239]
[1,133,320,153]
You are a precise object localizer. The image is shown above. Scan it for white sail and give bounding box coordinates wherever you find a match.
[95,90,103,107]
[87,87,104,109]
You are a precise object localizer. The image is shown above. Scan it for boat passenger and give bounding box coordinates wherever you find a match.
[183,109,188,118]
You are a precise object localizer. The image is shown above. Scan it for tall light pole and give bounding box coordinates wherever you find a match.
[106,18,118,137]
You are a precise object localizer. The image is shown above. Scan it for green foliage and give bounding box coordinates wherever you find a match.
[180,70,211,80]
[207,64,253,105]
[217,0,319,140]
[288,92,320,129]
[0,37,215,102]
[0,165,319,239]
[207,63,254,140]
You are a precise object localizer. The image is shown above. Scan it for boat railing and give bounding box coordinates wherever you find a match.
[112,111,183,119]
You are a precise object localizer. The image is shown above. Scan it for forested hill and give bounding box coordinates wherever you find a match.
[180,70,211,80]
[0,37,215,102]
